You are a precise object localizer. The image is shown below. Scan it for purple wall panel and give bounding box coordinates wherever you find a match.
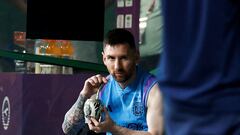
[0,72,102,135]
[0,73,23,135]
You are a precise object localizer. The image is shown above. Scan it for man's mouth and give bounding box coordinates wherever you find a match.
[114,72,125,77]
[115,71,124,75]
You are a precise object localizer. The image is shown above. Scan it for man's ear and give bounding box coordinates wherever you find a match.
[102,51,106,65]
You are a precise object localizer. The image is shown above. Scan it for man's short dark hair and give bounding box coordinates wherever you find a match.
[104,29,136,50]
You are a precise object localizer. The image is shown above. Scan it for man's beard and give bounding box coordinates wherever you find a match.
[113,74,128,83]
[112,70,133,83]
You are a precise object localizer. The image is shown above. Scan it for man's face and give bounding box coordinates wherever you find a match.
[102,44,139,83]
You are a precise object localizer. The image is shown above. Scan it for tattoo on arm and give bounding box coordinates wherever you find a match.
[62,94,87,134]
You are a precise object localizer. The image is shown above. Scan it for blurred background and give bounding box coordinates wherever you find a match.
[0,0,163,134]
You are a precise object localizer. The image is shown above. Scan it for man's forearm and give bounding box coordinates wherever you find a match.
[62,94,87,135]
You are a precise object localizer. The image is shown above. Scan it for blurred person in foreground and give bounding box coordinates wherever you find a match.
[62,29,164,135]
[157,0,240,134]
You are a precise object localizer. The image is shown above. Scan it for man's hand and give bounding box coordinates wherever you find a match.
[80,74,108,98]
[87,107,158,135]
[87,107,115,133]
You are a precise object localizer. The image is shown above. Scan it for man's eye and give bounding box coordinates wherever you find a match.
[108,57,114,60]
[121,57,128,60]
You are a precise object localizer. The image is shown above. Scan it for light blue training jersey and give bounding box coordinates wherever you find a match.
[99,67,158,135]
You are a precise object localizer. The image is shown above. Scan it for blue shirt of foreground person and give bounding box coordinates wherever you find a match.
[158,0,240,134]
[62,29,164,135]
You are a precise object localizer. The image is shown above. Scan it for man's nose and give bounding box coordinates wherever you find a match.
[114,59,122,70]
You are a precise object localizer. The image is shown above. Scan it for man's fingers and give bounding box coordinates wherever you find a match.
[87,119,94,130]
[95,74,103,84]
[87,79,96,86]
[94,74,108,85]
[87,118,101,133]
[90,117,100,126]
[88,75,108,87]
[83,75,108,97]
[90,76,99,84]
[102,77,108,83]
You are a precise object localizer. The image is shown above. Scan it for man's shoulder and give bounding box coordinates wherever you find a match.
[139,69,158,82]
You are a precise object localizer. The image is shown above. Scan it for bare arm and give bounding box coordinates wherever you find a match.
[146,83,164,134]
[88,83,164,135]
[62,94,87,135]
[62,74,108,135]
